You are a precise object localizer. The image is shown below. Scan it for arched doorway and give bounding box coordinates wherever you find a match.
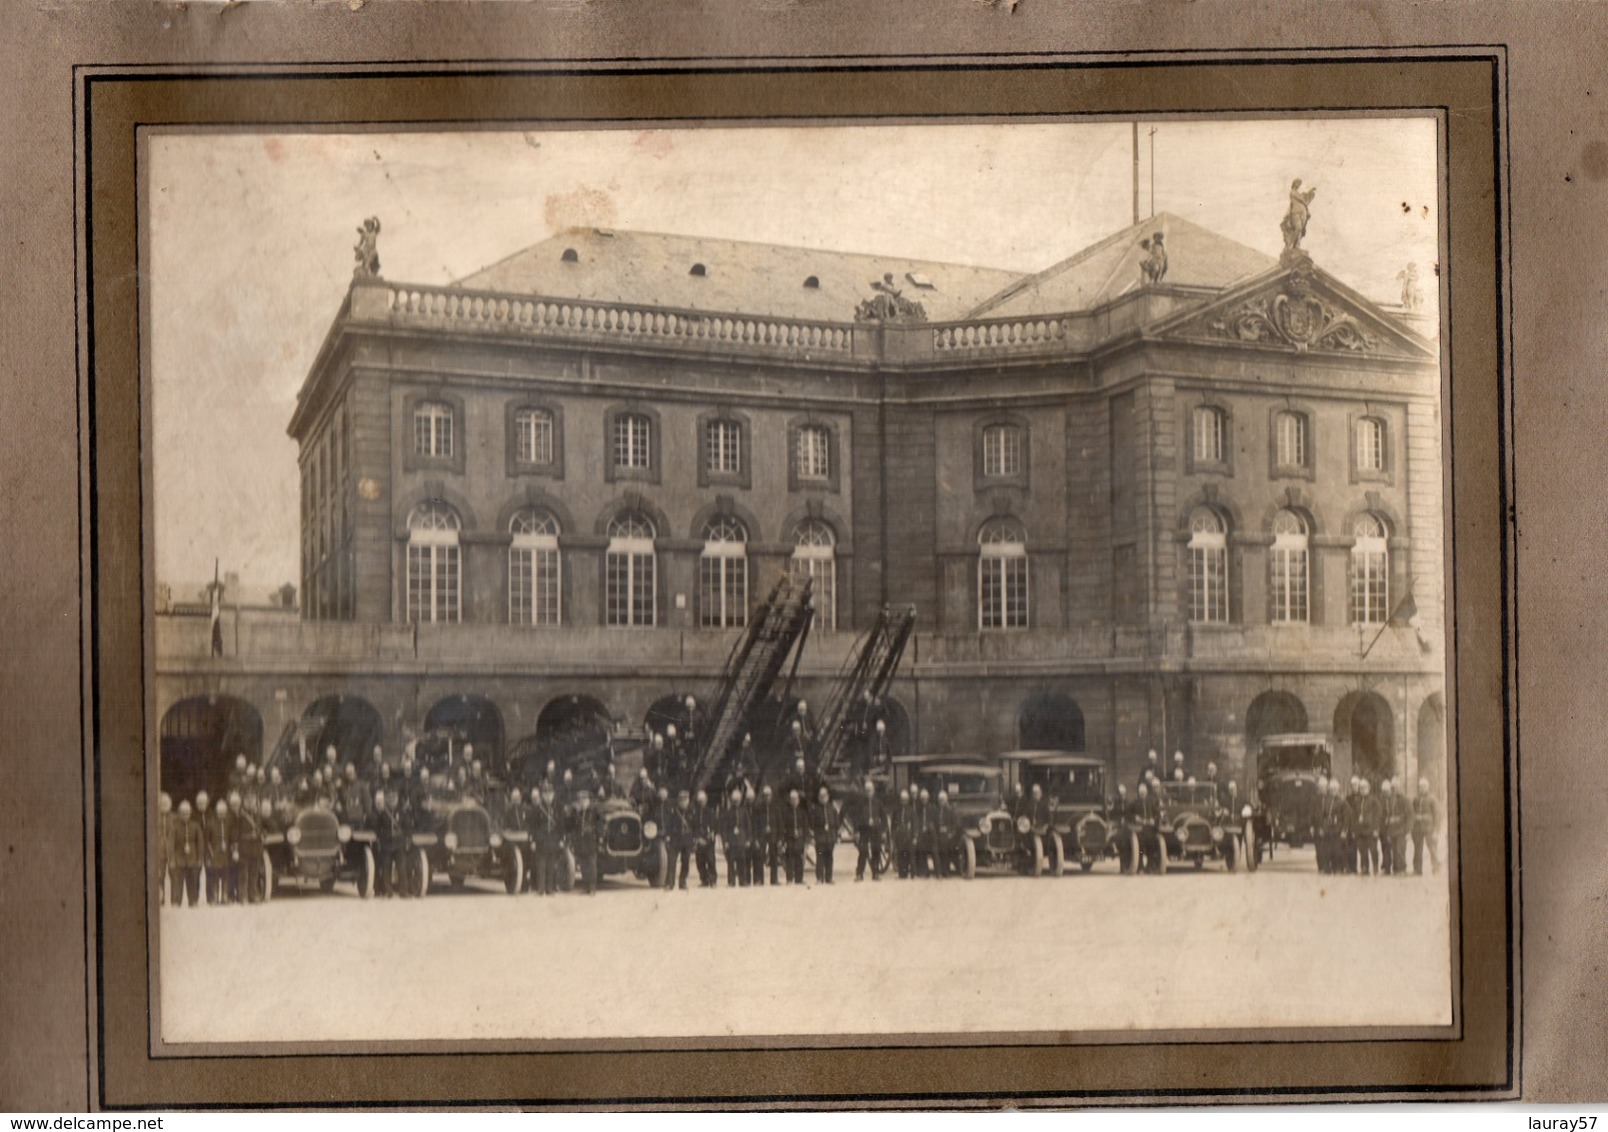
[160,695,263,804]
[300,694,384,771]
[1018,692,1087,751]
[881,696,912,759]
[532,694,613,779]
[1245,690,1309,745]
[1417,693,1446,796]
[1335,690,1395,783]
[423,694,506,772]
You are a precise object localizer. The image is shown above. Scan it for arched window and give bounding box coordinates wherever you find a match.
[1274,411,1308,469]
[605,512,656,627]
[413,401,454,459]
[509,509,561,626]
[1187,508,1229,623]
[613,412,652,471]
[1269,509,1309,624]
[982,423,1024,478]
[1193,406,1226,464]
[1356,416,1386,473]
[790,520,836,632]
[514,408,555,466]
[406,502,461,624]
[978,517,1029,630]
[699,517,749,629]
[1350,514,1390,625]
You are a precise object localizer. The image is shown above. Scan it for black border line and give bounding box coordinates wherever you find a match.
[75,48,1517,1108]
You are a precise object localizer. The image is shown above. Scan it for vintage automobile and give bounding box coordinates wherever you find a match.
[589,797,669,888]
[1244,733,1333,871]
[260,804,377,899]
[893,757,1011,879]
[1156,781,1239,872]
[404,794,524,897]
[1003,752,1128,874]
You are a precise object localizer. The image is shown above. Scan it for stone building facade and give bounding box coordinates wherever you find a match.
[156,213,1446,800]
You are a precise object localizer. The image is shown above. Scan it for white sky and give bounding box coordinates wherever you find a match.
[147,118,1440,593]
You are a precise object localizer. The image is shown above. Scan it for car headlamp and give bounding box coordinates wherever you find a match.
[1241,805,1254,819]
[338,825,352,843]
[490,833,503,849]
[444,831,459,851]
[1015,816,1032,835]
[1211,825,1225,841]
[643,821,658,840]
[286,826,302,846]
[977,817,991,835]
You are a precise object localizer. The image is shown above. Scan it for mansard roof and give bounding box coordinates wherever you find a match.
[452,228,1025,323]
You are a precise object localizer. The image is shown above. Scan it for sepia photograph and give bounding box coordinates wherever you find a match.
[144,117,1454,1049]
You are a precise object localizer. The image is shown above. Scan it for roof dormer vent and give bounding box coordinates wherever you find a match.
[803,275,820,289]
[689,263,707,277]
[561,248,579,263]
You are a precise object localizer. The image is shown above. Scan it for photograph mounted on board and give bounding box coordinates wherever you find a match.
[146,117,1452,1046]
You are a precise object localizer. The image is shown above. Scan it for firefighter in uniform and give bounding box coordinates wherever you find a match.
[1315,777,1348,874]
[630,768,656,811]
[1412,777,1441,876]
[1352,779,1382,876]
[1015,783,1052,872]
[156,793,173,905]
[666,788,695,891]
[810,785,839,884]
[892,788,918,878]
[1139,750,1161,788]
[779,788,806,884]
[913,788,935,877]
[236,797,267,903]
[853,779,886,882]
[691,789,717,887]
[530,783,563,895]
[928,789,955,878]
[568,789,601,895]
[751,785,778,885]
[170,800,203,907]
[782,721,809,774]
[1134,782,1164,874]
[722,786,752,887]
[371,788,403,897]
[1382,778,1411,876]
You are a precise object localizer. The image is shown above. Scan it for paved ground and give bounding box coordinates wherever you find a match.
[158,847,1452,1045]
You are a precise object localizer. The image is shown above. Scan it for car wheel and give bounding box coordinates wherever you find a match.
[358,846,376,899]
[559,846,577,892]
[260,851,274,902]
[961,837,977,880]
[414,847,431,898]
[649,841,668,889]
[1121,830,1139,875]
[1243,822,1258,873]
[1047,832,1065,876]
[1029,834,1045,877]
[504,846,524,895]
[1157,837,1169,876]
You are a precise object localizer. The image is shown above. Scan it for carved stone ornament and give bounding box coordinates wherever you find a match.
[1204,267,1379,353]
[353,216,382,279]
[854,272,929,323]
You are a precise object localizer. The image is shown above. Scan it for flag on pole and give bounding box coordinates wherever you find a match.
[209,559,223,658]
[1387,585,1419,627]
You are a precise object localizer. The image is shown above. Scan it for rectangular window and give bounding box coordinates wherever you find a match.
[983,425,1023,478]
[406,544,460,623]
[699,555,749,628]
[606,550,655,626]
[510,546,561,626]
[1356,418,1385,472]
[705,419,742,475]
[1275,413,1307,468]
[796,425,830,481]
[1190,545,1229,623]
[613,414,652,470]
[1269,547,1309,623]
[516,410,554,465]
[413,403,454,459]
[1351,549,1389,625]
[980,556,1029,629]
[1194,407,1224,464]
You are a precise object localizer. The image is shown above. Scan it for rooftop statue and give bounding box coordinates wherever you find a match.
[1396,262,1424,311]
[1280,179,1317,256]
[854,272,928,323]
[353,216,382,279]
[1139,232,1168,285]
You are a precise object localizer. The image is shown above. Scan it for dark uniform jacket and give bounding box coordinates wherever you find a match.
[927,801,955,841]
[777,802,807,848]
[1411,793,1440,835]
[170,815,204,869]
[854,793,886,836]
[1382,793,1412,838]
[501,800,532,836]
[752,798,778,845]
[721,800,753,852]
[338,780,373,827]
[371,805,405,853]
[528,798,562,848]
[808,800,840,846]
[235,809,264,857]
[1134,793,1163,827]
[1012,793,1052,830]
[665,805,695,849]
[688,801,714,845]
[892,800,918,846]
[567,806,603,856]
[1352,794,1383,836]
[204,812,233,867]
[1317,795,1353,837]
